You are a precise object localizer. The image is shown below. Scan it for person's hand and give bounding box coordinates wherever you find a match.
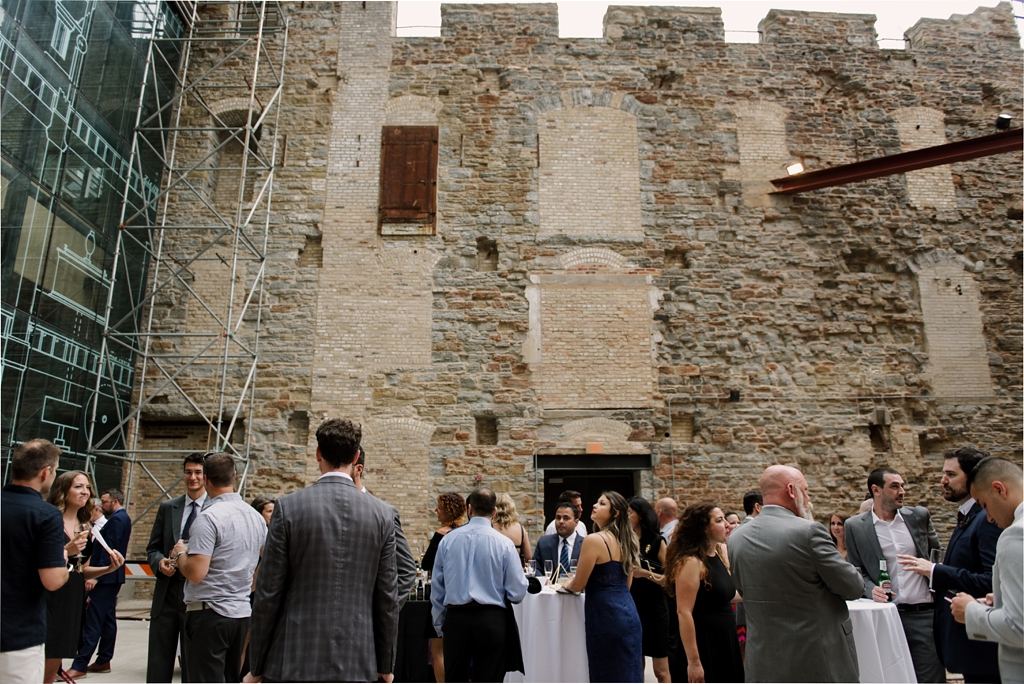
[108,549,124,570]
[158,558,176,576]
[65,534,88,556]
[377,673,394,683]
[897,554,933,577]
[870,585,894,603]
[949,592,974,624]
[242,673,263,683]
[172,539,187,557]
[85,579,97,591]
[687,661,705,683]
[983,593,994,606]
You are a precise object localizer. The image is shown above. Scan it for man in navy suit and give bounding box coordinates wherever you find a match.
[534,501,584,577]
[898,446,1001,683]
[68,488,132,677]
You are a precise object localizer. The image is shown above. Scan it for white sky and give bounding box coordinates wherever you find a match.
[397,0,1024,46]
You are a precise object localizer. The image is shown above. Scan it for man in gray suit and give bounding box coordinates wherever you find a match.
[729,465,864,683]
[245,419,400,683]
[146,453,207,682]
[845,467,944,683]
[353,447,417,607]
[952,457,1024,684]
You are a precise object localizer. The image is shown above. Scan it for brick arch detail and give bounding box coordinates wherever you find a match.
[376,246,441,276]
[562,417,633,443]
[209,96,263,128]
[385,94,443,126]
[557,247,627,270]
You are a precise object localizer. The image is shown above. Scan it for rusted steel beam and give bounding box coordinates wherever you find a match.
[770,128,1023,194]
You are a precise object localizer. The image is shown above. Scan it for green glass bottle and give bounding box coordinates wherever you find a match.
[878,560,893,601]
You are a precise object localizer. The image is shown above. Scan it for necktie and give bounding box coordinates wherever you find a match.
[956,511,968,529]
[182,501,197,541]
[559,538,570,577]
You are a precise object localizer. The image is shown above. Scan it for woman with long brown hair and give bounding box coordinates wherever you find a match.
[420,492,467,683]
[44,471,124,683]
[664,502,743,683]
[563,491,643,682]
[829,511,850,560]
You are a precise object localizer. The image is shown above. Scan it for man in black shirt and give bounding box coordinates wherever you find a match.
[0,439,69,684]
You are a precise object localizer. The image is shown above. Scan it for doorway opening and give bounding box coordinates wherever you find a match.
[543,469,639,530]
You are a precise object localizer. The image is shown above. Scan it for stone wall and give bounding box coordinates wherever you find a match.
[135,2,1023,551]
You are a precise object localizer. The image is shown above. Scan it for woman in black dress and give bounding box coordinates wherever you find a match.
[44,471,124,683]
[421,492,466,683]
[627,497,671,683]
[665,502,743,684]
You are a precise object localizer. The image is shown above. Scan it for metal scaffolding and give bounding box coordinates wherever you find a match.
[85,0,287,516]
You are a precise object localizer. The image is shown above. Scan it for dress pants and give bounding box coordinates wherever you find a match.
[443,603,507,683]
[72,583,120,671]
[147,578,188,682]
[183,608,248,683]
[899,606,946,683]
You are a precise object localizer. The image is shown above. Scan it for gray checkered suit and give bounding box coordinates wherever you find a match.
[248,476,400,681]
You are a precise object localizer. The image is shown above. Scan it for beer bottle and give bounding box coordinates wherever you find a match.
[878,560,893,601]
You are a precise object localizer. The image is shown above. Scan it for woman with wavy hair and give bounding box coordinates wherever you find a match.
[665,502,743,683]
[492,492,532,564]
[420,492,467,683]
[563,491,643,682]
[44,471,124,683]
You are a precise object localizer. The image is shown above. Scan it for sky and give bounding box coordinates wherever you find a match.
[397,0,1024,46]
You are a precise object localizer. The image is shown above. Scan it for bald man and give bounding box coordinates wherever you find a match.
[655,498,678,543]
[728,465,865,682]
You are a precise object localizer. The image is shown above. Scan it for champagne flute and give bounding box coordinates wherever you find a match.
[544,560,553,581]
[526,559,537,578]
[73,522,91,571]
[569,558,578,578]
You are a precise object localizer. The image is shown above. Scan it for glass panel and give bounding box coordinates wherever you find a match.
[2,171,55,313]
[79,2,140,139]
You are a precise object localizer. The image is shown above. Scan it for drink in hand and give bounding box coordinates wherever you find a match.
[878,560,893,601]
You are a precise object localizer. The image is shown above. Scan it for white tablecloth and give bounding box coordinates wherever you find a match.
[504,588,589,683]
[847,599,917,683]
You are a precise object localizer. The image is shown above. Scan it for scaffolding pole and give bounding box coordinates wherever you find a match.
[85,1,288,512]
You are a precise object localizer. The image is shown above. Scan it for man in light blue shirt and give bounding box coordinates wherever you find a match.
[431,488,528,683]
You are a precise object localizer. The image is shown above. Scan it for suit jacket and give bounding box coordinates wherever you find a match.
[533,531,583,573]
[386,502,417,608]
[931,502,1000,677]
[845,506,942,599]
[728,506,865,683]
[965,506,1024,684]
[92,507,131,585]
[146,494,186,618]
[248,477,400,682]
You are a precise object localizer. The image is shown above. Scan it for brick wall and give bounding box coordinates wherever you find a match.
[893,107,956,210]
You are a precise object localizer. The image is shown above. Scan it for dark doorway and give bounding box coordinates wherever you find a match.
[543,470,637,530]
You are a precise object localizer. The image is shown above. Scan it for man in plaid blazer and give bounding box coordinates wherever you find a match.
[245,419,400,682]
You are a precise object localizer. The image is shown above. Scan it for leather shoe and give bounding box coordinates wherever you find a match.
[87,662,111,673]
[64,669,88,679]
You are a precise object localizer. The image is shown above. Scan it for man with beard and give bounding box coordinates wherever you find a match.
[728,465,864,682]
[897,446,1000,683]
[845,467,944,683]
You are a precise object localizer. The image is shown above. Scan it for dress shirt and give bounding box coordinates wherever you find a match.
[431,516,528,636]
[558,533,578,567]
[317,471,353,482]
[872,509,932,605]
[180,492,208,536]
[185,493,267,619]
[930,498,976,588]
[661,518,678,543]
[543,519,588,538]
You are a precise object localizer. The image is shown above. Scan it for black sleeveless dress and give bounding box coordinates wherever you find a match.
[629,535,669,658]
[421,531,445,638]
[673,553,744,683]
[45,533,90,658]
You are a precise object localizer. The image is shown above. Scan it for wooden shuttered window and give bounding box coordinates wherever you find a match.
[379,126,438,231]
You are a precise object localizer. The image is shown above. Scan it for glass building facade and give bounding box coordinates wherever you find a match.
[1,0,183,488]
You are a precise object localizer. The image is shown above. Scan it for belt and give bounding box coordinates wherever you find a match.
[896,603,934,613]
[185,601,213,613]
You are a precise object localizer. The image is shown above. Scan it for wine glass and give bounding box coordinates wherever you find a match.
[525,559,537,577]
[569,559,578,577]
[544,560,553,580]
[73,522,91,571]
[929,549,940,565]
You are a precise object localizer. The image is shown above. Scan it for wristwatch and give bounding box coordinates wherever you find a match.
[170,550,186,567]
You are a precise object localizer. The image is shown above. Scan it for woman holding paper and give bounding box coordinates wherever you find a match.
[42,471,124,683]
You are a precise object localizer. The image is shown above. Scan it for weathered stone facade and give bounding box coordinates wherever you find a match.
[128,1,1023,556]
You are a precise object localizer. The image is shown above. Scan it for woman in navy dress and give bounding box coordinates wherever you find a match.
[563,491,643,683]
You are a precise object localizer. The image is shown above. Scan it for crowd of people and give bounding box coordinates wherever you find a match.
[2,426,1022,684]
